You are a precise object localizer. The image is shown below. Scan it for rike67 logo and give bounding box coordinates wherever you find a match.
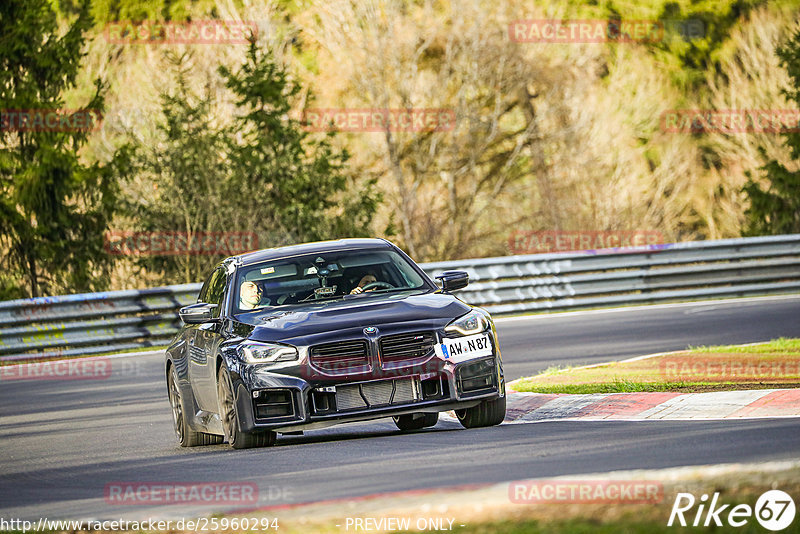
[668,490,796,531]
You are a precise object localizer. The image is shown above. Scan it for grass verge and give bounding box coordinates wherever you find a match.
[509,338,800,394]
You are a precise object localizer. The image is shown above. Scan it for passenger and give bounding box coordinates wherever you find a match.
[239,281,263,310]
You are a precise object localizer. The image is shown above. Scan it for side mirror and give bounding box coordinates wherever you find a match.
[435,270,469,292]
[179,303,218,324]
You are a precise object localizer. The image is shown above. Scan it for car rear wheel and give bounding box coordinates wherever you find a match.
[392,412,439,431]
[217,366,276,449]
[456,392,506,429]
[168,366,222,447]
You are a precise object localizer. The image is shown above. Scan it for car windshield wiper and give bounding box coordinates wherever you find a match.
[367,287,407,294]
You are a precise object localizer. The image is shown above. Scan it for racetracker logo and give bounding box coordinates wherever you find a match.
[104,20,257,45]
[661,109,800,133]
[509,480,663,504]
[0,109,102,132]
[104,231,258,256]
[508,230,664,255]
[509,19,664,43]
[104,482,258,505]
[659,356,800,382]
[0,358,112,381]
[300,360,443,381]
[302,108,456,132]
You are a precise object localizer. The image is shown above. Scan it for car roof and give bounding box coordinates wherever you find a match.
[235,238,395,266]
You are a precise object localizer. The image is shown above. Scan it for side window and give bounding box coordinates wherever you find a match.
[206,268,228,318]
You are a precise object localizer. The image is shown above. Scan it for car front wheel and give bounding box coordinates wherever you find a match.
[217,366,276,449]
[456,392,506,429]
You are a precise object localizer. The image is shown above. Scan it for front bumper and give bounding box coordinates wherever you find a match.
[233,350,504,433]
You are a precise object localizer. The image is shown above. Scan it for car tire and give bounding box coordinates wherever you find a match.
[217,366,276,449]
[168,366,223,447]
[455,392,506,429]
[392,412,439,431]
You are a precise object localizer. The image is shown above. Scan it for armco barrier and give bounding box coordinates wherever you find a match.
[1,235,799,361]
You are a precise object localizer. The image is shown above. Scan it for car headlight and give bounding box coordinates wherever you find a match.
[238,341,299,364]
[444,310,489,336]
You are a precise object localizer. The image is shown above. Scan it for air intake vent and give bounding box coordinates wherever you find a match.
[456,357,497,396]
[309,340,369,373]
[379,331,435,364]
[332,378,420,413]
[253,389,296,420]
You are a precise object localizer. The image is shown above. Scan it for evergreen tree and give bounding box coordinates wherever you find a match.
[122,52,232,283]
[0,0,120,298]
[220,40,380,245]
[743,28,800,235]
[125,42,380,284]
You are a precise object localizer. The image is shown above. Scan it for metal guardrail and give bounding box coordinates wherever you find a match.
[2,234,799,361]
[0,285,200,362]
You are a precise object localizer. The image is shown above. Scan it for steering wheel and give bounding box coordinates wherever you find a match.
[360,281,395,292]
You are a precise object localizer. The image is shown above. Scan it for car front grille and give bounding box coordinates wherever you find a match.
[309,339,369,373]
[379,331,435,364]
[334,377,419,412]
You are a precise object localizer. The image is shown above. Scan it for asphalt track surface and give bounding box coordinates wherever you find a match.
[1,295,799,521]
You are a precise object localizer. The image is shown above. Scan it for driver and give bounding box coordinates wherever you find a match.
[239,281,263,310]
[349,273,377,295]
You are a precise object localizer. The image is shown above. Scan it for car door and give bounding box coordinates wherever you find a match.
[188,266,228,412]
[183,269,213,385]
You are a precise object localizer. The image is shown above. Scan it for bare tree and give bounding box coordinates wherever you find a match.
[303,0,582,260]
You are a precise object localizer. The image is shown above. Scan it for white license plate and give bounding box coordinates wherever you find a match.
[435,333,493,363]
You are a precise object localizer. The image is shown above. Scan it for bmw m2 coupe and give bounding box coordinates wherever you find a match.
[165,238,505,448]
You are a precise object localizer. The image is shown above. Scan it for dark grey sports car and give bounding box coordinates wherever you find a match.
[165,238,505,449]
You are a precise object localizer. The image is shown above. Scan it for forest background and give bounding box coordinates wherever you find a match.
[2,0,799,298]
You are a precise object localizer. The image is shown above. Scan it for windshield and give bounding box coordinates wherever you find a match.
[234,248,430,312]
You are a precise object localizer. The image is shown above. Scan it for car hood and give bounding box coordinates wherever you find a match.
[236,291,471,343]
